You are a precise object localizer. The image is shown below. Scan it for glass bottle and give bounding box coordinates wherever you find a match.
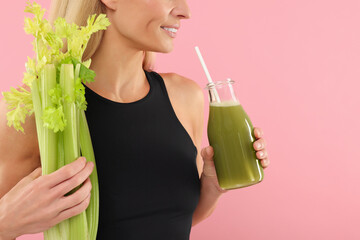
[205,78,264,189]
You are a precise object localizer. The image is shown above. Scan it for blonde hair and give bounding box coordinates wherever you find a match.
[48,0,155,71]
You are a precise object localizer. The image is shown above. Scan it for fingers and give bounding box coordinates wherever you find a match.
[30,167,42,180]
[51,161,94,197]
[253,127,270,168]
[23,167,42,184]
[253,138,266,151]
[16,167,42,189]
[201,146,214,163]
[201,146,217,177]
[45,157,87,189]
[260,158,270,168]
[254,127,263,139]
[53,190,91,225]
[256,150,268,159]
[57,177,92,213]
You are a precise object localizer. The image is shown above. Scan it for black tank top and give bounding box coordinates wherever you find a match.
[83,70,201,240]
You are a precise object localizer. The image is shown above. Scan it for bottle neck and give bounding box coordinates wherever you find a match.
[206,79,239,105]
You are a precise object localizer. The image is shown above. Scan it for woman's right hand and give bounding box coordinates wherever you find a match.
[0,157,94,239]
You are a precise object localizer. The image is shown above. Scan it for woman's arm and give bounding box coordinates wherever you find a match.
[183,78,226,226]
[192,155,227,226]
[0,87,41,200]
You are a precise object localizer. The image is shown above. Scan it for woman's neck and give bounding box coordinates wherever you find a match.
[87,25,148,100]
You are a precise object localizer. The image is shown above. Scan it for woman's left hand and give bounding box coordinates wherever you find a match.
[200,126,269,195]
[252,127,270,169]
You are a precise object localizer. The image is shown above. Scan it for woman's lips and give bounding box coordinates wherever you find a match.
[160,24,179,38]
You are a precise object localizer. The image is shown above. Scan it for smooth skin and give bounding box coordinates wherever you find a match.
[0,0,269,238]
[0,158,93,239]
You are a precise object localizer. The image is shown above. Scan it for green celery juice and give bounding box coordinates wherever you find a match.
[207,100,264,189]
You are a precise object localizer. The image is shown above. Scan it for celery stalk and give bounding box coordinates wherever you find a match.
[60,64,80,164]
[39,64,63,239]
[56,129,69,240]
[30,78,43,160]
[79,110,99,240]
[40,64,58,175]
[61,64,89,239]
[32,77,60,239]
[75,64,81,147]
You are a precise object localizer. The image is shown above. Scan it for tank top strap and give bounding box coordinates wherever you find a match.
[145,70,169,102]
[147,71,197,153]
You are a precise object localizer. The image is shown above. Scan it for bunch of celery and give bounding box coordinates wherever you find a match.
[1,1,110,239]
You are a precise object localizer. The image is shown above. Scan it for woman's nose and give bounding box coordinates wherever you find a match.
[172,0,191,19]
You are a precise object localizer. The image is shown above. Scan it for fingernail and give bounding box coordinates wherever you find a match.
[259,151,264,157]
[257,143,261,148]
[262,159,268,167]
[79,157,86,165]
[206,147,211,155]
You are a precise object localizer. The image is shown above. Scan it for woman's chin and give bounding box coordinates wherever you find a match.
[151,43,174,54]
[160,47,173,53]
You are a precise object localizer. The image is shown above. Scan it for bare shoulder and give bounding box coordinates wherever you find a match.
[0,84,40,198]
[158,72,204,106]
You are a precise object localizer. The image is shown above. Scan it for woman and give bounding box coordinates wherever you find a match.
[0,0,270,239]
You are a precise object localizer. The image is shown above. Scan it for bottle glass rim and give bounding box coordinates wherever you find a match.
[204,78,234,90]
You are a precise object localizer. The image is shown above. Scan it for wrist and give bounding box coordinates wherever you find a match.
[0,200,16,240]
[0,225,15,240]
[0,235,15,240]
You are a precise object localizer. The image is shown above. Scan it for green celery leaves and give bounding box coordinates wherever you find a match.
[2,1,110,133]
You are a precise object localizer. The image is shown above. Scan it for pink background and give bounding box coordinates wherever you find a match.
[1,0,359,239]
